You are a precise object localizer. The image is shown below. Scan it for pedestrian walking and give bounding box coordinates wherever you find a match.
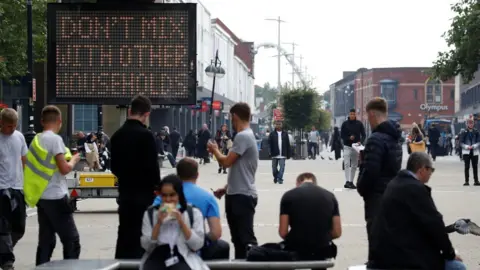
[459,117,480,186]
[340,108,366,189]
[110,95,161,259]
[0,109,28,270]
[215,124,232,174]
[268,121,291,184]
[170,127,182,161]
[208,102,258,259]
[23,106,81,265]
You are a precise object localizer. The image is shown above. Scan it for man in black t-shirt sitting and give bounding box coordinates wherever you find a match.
[279,173,341,263]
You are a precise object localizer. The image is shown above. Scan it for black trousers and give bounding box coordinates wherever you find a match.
[463,152,479,183]
[430,143,438,160]
[115,200,150,259]
[225,194,258,259]
[0,189,26,265]
[364,194,382,262]
[171,144,179,161]
[35,196,80,266]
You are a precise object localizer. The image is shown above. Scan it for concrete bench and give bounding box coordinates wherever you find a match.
[33,259,335,270]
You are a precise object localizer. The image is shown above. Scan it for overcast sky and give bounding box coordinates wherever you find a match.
[200,0,457,93]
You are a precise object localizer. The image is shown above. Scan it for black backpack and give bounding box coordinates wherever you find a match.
[147,204,194,227]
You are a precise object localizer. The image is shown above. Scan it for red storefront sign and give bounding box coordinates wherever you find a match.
[273,109,283,121]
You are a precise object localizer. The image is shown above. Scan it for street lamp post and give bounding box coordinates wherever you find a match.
[205,50,226,132]
[24,0,36,146]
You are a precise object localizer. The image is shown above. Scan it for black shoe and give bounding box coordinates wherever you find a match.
[474,182,480,186]
[464,182,470,186]
[344,182,350,189]
[278,180,283,184]
[218,168,222,174]
[1,262,14,270]
[223,170,227,174]
[320,156,325,160]
[273,178,277,184]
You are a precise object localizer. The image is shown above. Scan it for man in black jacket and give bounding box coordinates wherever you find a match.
[356,97,402,262]
[268,121,291,184]
[459,117,480,186]
[369,152,464,270]
[428,123,441,161]
[169,127,182,160]
[340,109,366,189]
[110,95,161,259]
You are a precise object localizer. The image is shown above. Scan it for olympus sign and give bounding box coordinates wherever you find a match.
[419,104,449,111]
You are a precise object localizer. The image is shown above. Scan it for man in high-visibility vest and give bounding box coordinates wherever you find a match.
[0,108,28,270]
[23,105,80,266]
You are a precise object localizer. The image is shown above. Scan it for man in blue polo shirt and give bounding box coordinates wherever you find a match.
[153,157,229,260]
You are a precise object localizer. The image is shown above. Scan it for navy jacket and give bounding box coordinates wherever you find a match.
[357,120,403,198]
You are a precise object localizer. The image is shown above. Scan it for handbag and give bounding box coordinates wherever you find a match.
[226,139,233,149]
[409,141,426,152]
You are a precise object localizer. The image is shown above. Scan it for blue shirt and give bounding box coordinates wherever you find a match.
[153,182,220,219]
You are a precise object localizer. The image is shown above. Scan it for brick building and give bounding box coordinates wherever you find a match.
[354,67,455,131]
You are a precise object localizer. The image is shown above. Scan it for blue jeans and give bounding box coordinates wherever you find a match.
[445,259,466,270]
[272,158,286,183]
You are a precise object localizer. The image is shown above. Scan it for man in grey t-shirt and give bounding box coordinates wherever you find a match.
[208,102,258,259]
[0,109,28,270]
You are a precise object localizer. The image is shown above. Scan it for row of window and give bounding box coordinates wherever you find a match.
[460,84,480,109]
[74,105,98,133]
[380,84,454,103]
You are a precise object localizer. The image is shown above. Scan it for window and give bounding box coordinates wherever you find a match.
[413,89,418,100]
[450,88,455,100]
[380,84,396,103]
[74,105,98,133]
[425,79,442,104]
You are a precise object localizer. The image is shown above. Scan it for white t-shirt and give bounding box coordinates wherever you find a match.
[38,130,68,200]
[274,131,286,159]
[0,130,28,190]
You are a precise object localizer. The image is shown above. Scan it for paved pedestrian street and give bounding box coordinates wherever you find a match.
[14,152,480,269]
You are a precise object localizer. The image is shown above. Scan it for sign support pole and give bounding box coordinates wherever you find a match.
[24,0,36,146]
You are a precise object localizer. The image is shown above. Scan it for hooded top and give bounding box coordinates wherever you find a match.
[357,120,403,198]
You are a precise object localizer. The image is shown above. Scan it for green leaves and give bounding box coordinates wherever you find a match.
[280,88,315,129]
[432,0,480,83]
[0,0,49,82]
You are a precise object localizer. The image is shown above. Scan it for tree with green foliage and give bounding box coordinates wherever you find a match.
[255,82,278,109]
[280,87,319,130]
[0,0,50,82]
[432,0,480,83]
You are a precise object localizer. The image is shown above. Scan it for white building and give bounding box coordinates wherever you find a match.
[210,18,255,110]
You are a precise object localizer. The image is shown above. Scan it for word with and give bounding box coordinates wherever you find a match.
[56,44,187,68]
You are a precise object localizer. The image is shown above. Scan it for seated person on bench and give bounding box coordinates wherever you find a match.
[279,172,340,263]
[153,158,229,260]
[141,175,208,270]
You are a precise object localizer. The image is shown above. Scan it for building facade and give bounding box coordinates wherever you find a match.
[354,67,455,131]
[71,0,255,138]
[330,72,356,127]
[455,70,480,121]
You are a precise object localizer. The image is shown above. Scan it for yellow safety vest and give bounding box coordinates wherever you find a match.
[24,133,72,207]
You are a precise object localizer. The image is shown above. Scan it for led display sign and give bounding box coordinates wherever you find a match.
[47,3,197,105]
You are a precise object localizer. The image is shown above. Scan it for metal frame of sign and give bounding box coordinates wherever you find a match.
[46,3,197,105]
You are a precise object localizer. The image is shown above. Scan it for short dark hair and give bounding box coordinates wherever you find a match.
[41,105,61,123]
[176,158,198,180]
[366,97,388,114]
[296,172,317,184]
[230,102,251,122]
[406,152,431,173]
[130,95,152,115]
[349,108,356,113]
